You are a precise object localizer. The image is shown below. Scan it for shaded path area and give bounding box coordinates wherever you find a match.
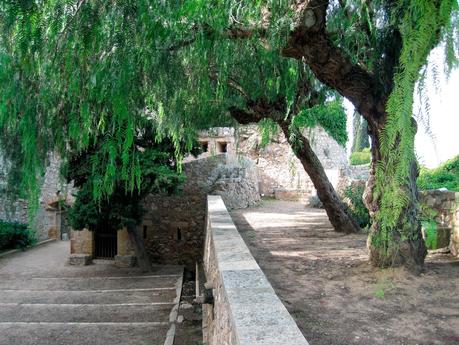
[231,200,459,345]
[0,241,182,345]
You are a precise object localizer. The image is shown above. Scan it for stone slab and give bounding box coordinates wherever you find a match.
[69,254,92,266]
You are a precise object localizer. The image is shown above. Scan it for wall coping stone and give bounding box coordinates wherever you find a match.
[205,195,309,345]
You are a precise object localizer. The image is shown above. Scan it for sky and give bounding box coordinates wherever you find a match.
[345,48,459,168]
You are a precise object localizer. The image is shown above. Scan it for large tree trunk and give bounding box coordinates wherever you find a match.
[230,105,361,234]
[280,124,361,234]
[280,1,426,271]
[364,125,427,273]
[126,223,153,272]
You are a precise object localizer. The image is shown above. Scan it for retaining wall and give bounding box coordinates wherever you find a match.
[202,195,309,345]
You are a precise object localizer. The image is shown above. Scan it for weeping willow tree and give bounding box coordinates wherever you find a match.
[0,0,458,271]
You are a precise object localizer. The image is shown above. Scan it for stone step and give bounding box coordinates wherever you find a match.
[0,322,170,345]
[0,288,177,304]
[0,304,172,323]
[0,275,180,291]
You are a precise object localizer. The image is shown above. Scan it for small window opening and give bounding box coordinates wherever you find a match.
[177,227,182,242]
[143,225,148,239]
[217,141,228,153]
[201,141,209,152]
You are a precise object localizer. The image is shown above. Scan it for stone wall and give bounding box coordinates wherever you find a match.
[419,190,459,255]
[0,154,75,241]
[202,195,310,345]
[227,125,348,201]
[142,154,260,269]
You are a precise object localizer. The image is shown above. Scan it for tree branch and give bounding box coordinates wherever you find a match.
[282,0,386,129]
[166,24,266,52]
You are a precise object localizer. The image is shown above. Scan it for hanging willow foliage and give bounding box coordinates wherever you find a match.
[0,0,458,255]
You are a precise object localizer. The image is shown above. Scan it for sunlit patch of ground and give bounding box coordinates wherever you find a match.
[231,200,459,345]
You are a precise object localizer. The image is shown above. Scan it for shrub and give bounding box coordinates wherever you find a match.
[343,183,371,228]
[308,195,323,208]
[0,220,36,251]
[421,220,438,250]
[350,147,371,166]
[417,155,459,192]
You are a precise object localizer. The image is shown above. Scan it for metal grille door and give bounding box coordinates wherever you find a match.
[95,228,117,259]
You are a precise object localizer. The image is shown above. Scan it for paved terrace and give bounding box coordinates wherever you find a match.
[0,241,182,345]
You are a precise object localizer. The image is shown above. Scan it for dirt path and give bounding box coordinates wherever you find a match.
[231,200,459,345]
[0,241,183,345]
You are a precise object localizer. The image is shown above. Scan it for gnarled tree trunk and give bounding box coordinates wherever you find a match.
[364,124,426,273]
[280,0,427,271]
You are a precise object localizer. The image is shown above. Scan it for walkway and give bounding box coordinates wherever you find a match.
[231,200,459,345]
[0,241,182,345]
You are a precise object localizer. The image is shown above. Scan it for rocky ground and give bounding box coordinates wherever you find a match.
[231,200,459,345]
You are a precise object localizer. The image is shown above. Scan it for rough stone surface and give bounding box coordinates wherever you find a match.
[117,228,135,256]
[0,153,75,242]
[419,190,459,255]
[70,229,93,256]
[235,125,348,199]
[142,155,259,270]
[202,195,309,345]
[68,254,92,266]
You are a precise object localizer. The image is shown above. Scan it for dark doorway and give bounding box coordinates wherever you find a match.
[217,141,227,153]
[95,226,117,259]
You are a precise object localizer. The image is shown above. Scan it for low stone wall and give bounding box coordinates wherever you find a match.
[203,195,309,345]
[419,190,459,256]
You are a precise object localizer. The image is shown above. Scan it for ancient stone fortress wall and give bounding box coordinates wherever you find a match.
[0,153,74,241]
[419,190,459,256]
[202,195,310,345]
[202,125,349,202]
[141,154,260,269]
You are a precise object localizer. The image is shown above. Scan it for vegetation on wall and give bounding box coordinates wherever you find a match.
[0,220,36,251]
[418,155,459,192]
[350,148,371,166]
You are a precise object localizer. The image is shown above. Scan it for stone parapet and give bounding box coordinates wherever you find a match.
[203,195,309,345]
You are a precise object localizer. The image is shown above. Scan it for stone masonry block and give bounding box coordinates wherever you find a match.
[69,254,92,266]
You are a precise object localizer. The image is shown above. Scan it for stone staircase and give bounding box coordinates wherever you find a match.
[0,243,183,345]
